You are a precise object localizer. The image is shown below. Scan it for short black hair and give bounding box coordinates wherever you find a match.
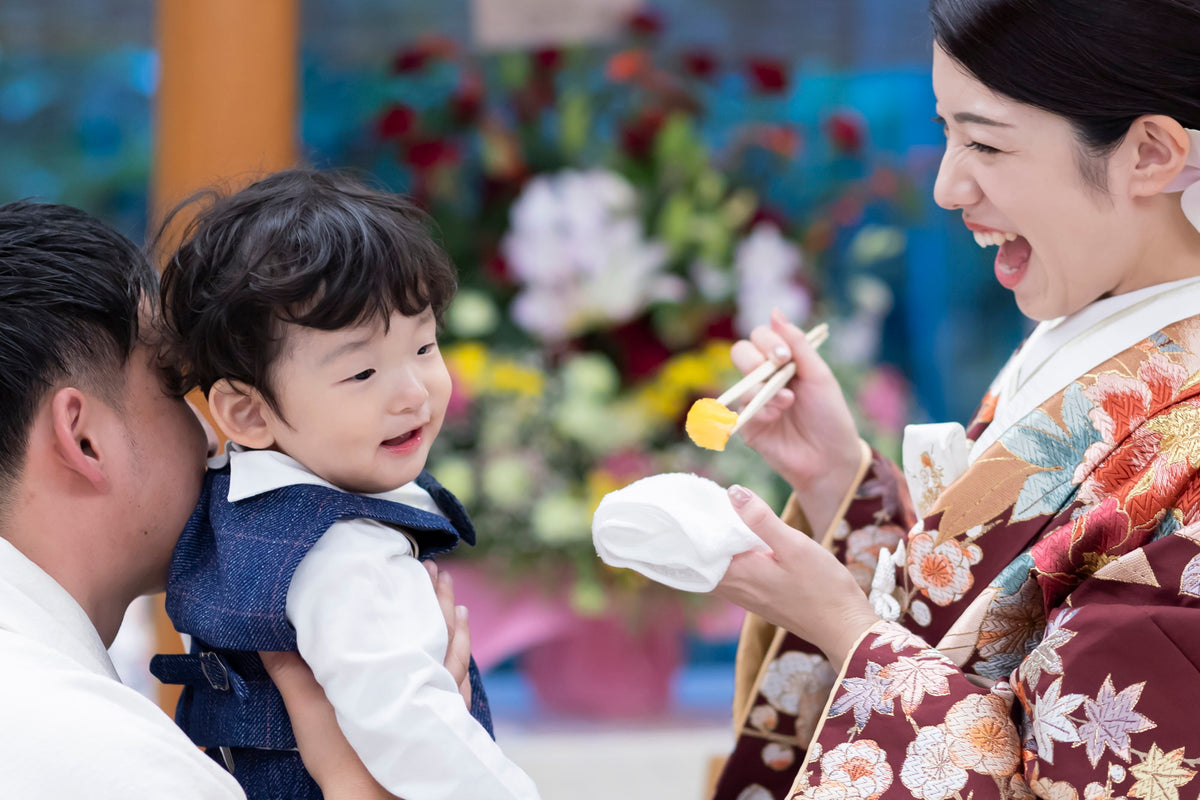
[158,169,458,417]
[0,200,157,513]
[931,0,1200,189]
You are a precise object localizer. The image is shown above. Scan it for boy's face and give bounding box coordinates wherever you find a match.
[262,308,451,494]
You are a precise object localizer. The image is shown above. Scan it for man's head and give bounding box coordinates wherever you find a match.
[0,201,157,515]
[158,169,459,493]
[0,201,211,639]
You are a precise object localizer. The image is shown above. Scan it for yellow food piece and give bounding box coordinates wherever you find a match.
[685,398,737,451]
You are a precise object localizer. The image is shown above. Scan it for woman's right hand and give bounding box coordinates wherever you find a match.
[731,309,863,535]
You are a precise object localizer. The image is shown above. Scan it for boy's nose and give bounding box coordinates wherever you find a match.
[389,373,430,414]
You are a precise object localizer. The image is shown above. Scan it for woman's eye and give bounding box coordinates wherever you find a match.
[966,141,1001,155]
[351,369,375,381]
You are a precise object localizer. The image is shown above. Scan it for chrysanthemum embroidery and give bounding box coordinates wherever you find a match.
[899,725,968,800]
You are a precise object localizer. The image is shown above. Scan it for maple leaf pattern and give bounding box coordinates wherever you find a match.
[1031,677,1086,763]
[1180,552,1200,597]
[829,661,895,731]
[879,655,956,715]
[1018,609,1078,692]
[1078,676,1156,766]
[1128,745,1197,800]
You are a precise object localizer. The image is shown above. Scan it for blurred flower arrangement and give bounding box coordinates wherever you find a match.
[374,10,916,618]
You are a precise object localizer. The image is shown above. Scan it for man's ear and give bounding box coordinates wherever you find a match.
[208,379,277,449]
[49,387,109,492]
[1126,115,1192,198]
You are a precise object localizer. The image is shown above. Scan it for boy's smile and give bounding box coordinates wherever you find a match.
[244,308,451,494]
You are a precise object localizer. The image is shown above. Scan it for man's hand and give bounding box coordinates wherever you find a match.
[426,560,472,707]
[260,650,393,800]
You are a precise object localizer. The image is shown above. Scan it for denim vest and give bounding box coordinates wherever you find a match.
[151,466,492,800]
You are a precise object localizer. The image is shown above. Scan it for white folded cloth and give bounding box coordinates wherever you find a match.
[591,473,768,593]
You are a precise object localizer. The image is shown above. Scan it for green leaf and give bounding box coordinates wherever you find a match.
[656,192,695,252]
[558,90,591,159]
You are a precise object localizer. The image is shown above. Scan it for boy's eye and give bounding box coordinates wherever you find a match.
[351,369,376,381]
[418,342,437,355]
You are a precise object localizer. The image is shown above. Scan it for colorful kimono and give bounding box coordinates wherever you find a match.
[713,288,1200,800]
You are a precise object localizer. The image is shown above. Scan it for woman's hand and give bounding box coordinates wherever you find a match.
[731,309,863,535]
[713,485,879,670]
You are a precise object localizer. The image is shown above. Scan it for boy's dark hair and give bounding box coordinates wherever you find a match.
[930,0,1200,190]
[0,200,158,514]
[158,169,458,417]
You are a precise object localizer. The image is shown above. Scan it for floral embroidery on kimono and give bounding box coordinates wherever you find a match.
[713,316,1200,800]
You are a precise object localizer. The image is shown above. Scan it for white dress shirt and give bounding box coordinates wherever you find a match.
[0,537,244,799]
[220,446,540,800]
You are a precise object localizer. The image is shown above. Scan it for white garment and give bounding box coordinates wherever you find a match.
[219,447,540,800]
[592,472,767,592]
[0,537,244,799]
[971,275,1200,460]
[901,278,1200,515]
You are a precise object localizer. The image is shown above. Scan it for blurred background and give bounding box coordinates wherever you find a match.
[0,1,1029,797]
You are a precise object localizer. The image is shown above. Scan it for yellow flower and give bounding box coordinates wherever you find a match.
[445,342,488,391]
[489,360,545,397]
[586,469,628,513]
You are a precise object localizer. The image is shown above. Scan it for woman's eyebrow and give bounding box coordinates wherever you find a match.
[950,111,1014,128]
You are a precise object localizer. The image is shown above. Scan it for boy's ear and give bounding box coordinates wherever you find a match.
[1127,115,1192,197]
[49,387,109,492]
[208,379,277,449]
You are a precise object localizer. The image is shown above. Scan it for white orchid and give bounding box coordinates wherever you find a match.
[732,222,812,336]
[501,169,680,342]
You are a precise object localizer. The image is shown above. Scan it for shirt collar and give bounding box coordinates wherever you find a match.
[0,537,120,679]
[216,442,443,516]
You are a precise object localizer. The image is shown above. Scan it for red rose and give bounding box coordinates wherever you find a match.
[627,10,663,35]
[681,49,718,80]
[377,104,417,139]
[746,59,789,94]
[404,138,460,170]
[827,111,866,155]
[391,49,428,74]
[534,47,563,71]
[619,108,667,159]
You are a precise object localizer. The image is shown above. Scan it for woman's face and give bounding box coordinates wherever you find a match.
[932,46,1144,321]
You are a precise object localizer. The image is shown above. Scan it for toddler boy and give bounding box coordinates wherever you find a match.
[149,170,540,800]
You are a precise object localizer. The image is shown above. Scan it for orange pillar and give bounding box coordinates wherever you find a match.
[151,0,298,714]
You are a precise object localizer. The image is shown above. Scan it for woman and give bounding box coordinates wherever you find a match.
[710,1,1200,798]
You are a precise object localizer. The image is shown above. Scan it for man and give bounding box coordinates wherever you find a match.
[0,200,464,797]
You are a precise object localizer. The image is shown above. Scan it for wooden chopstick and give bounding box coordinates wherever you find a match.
[725,323,830,434]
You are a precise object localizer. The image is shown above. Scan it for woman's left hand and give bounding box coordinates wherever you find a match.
[713,485,881,670]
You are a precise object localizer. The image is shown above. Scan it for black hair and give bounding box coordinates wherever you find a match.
[930,0,1200,187]
[0,200,157,512]
[158,169,458,417]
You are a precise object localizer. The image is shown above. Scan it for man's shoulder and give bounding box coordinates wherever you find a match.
[0,633,241,797]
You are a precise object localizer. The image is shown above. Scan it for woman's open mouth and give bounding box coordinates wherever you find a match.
[972,228,1032,290]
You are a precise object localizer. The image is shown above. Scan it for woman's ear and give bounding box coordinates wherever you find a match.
[208,379,277,449]
[49,387,109,492]
[1126,115,1192,197]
